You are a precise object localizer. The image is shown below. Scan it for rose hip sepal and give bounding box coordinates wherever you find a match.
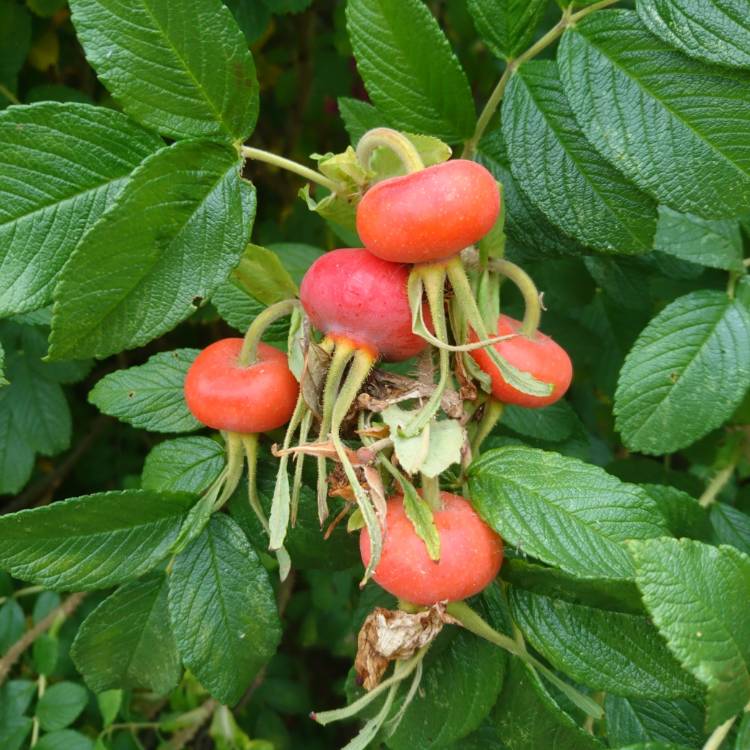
[470,315,572,408]
[359,492,504,606]
[356,160,500,264]
[184,338,299,433]
[300,247,427,362]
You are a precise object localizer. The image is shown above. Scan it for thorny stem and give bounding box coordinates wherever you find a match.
[241,146,342,193]
[462,0,622,158]
[356,127,425,174]
[239,298,299,366]
[490,259,542,336]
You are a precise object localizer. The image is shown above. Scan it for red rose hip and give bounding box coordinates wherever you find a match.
[360,492,504,606]
[470,315,572,408]
[184,338,299,433]
[356,160,500,264]
[300,248,427,361]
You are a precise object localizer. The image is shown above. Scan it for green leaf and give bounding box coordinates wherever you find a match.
[736,713,750,750]
[614,291,750,454]
[0,0,31,103]
[0,103,163,315]
[33,634,59,675]
[338,97,388,143]
[710,502,750,556]
[653,206,744,271]
[71,576,182,694]
[89,349,200,433]
[640,484,710,540]
[637,0,750,70]
[50,140,255,360]
[0,398,34,495]
[0,490,194,589]
[503,61,656,254]
[0,714,31,750]
[469,446,667,580]
[493,658,605,750]
[0,600,24,652]
[211,283,289,345]
[605,694,706,748]
[231,243,298,305]
[468,0,547,60]
[35,730,94,750]
[97,690,122,727]
[346,0,476,142]
[501,400,578,443]
[558,10,750,219]
[69,0,258,140]
[0,680,36,719]
[224,0,270,43]
[142,436,225,494]
[168,514,281,704]
[631,538,750,729]
[37,682,89,731]
[509,588,700,699]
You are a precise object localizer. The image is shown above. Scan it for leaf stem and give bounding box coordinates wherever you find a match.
[702,715,737,750]
[241,146,342,193]
[0,83,20,105]
[462,0,621,158]
[356,127,425,174]
[490,259,542,336]
[471,398,503,456]
[239,298,299,366]
[420,474,442,511]
[699,444,742,508]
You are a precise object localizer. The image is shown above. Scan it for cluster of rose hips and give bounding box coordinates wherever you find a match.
[183,128,572,609]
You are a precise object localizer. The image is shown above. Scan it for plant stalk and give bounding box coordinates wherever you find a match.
[356,127,425,174]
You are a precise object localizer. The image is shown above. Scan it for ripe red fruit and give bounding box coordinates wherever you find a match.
[299,248,428,361]
[470,315,573,408]
[184,339,299,433]
[356,160,500,264]
[359,492,503,606]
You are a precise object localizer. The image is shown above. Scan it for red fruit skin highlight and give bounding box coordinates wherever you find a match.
[299,248,428,362]
[360,492,504,606]
[470,315,573,408]
[356,160,500,264]
[184,339,299,434]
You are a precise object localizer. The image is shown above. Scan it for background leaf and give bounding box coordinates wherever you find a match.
[467,0,546,60]
[503,61,656,254]
[346,0,476,141]
[631,538,750,729]
[88,349,200,433]
[0,0,31,106]
[469,446,667,580]
[0,103,162,315]
[142,436,225,494]
[168,514,281,705]
[0,490,194,589]
[50,140,255,360]
[558,10,750,219]
[36,682,89,731]
[72,576,182,694]
[70,0,259,140]
[614,290,750,454]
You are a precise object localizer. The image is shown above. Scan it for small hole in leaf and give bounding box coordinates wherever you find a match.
[127,391,135,398]
[192,296,203,307]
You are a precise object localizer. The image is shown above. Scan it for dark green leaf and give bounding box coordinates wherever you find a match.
[224,0,270,43]
[710,502,750,556]
[501,400,578,443]
[0,398,34,495]
[33,634,59,675]
[638,0,750,70]
[231,243,298,305]
[0,717,32,750]
[50,141,255,360]
[142,436,225,494]
[468,0,546,59]
[510,588,700,698]
[0,103,162,315]
[71,576,181,694]
[468,446,667,580]
[493,658,604,750]
[605,694,706,748]
[0,680,36,718]
[35,730,94,750]
[168,515,281,704]
[211,282,288,343]
[558,10,750,218]
[346,0,476,141]
[0,490,194,589]
[654,206,743,271]
[0,0,31,104]
[631,538,750,729]
[0,600,24,652]
[37,682,89,731]
[89,349,200,433]
[615,291,750,454]
[640,484,711,540]
[338,97,388,143]
[503,61,656,254]
[70,0,258,140]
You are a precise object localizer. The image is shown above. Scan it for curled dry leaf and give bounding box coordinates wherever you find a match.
[360,370,464,419]
[354,604,459,690]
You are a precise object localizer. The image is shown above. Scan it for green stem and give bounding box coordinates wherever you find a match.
[291,407,313,526]
[241,433,266,533]
[0,83,20,105]
[420,474,442,511]
[239,298,299,366]
[214,431,246,509]
[356,127,425,174]
[241,146,342,193]
[702,715,737,750]
[462,0,621,158]
[490,259,542,336]
[471,398,504,456]
[403,267,451,436]
[699,447,742,508]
